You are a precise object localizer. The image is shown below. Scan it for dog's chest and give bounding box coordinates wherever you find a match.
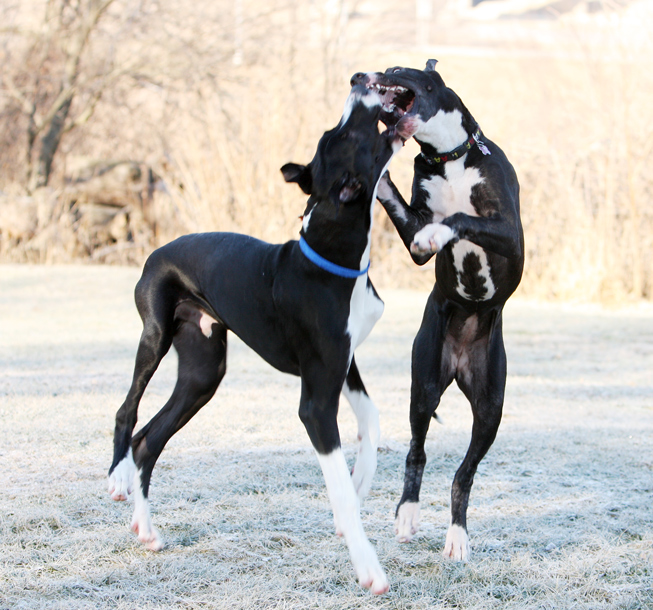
[346,276,384,360]
[420,159,481,222]
[422,160,496,302]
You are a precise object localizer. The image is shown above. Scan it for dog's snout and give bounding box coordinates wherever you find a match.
[350,72,368,87]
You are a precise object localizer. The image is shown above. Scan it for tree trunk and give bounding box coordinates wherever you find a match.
[30,93,73,191]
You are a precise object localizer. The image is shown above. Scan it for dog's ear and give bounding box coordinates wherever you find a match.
[425,59,438,72]
[338,181,362,203]
[332,173,362,206]
[281,163,312,194]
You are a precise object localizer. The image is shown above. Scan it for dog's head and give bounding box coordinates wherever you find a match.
[351,60,476,146]
[281,84,403,214]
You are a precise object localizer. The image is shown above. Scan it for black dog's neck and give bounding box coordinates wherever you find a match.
[415,99,478,164]
[301,198,373,273]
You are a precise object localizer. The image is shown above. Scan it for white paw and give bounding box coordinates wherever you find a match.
[411,223,455,254]
[442,524,469,561]
[351,435,377,500]
[108,448,136,501]
[130,471,165,551]
[395,501,420,542]
[350,541,389,595]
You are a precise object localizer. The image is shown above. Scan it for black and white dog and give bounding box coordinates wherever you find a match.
[351,60,524,561]
[107,85,402,594]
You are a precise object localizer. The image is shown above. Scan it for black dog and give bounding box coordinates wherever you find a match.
[107,86,402,593]
[351,60,524,560]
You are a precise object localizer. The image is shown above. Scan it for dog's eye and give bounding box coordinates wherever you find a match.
[393,68,401,73]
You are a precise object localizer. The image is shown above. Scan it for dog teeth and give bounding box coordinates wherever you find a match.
[368,83,407,94]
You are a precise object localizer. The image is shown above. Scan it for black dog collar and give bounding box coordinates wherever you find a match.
[420,126,491,165]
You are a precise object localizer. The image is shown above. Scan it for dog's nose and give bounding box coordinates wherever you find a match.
[350,72,368,87]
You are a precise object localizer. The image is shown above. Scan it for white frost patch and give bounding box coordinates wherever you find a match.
[342,385,380,499]
[130,469,164,551]
[451,241,496,301]
[316,449,389,594]
[199,312,218,338]
[442,523,469,561]
[108,448,136,501]
[395,501,420,543]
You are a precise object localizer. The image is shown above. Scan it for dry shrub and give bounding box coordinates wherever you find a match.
[1,1,651,301]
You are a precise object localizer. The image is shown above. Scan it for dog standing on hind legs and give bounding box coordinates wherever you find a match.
[107,85,404,594]
[352,60,524,561]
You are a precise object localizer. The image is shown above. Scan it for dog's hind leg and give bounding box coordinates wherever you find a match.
[109,275,176,502]
[443,313,505,561]
[128,310,227,550]
[342,357,380,500]
[395,293,454,543]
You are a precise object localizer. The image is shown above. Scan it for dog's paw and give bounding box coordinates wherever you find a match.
[131,495,164,551]
[131,519,164,551]
[351,544,390,595]
[411,223,455,255]
[108,449,136,501]
[442,524,469,562]
[395,501,420,543]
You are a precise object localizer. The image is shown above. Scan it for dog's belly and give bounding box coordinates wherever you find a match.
[449,241,496,302]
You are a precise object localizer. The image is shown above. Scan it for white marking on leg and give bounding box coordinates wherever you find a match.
[395,501,420,543]
[108,448,136,501]
[443,523,469,561]
[316,449,389,594]
[411,222,456,254]
[130,469,164,551]
[199,312,218,338]
[342,385,380,500]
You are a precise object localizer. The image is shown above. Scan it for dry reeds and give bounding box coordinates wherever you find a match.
[1,1,651,302]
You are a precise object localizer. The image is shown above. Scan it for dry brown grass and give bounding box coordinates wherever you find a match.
[1,2,652,301]
[1,265,652,608]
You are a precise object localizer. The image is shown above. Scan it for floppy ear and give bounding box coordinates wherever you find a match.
[425,59,438,72]
[338,180,362,203]
[281,162,312,194]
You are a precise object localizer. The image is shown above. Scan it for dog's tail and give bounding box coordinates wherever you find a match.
[432,411,443,425]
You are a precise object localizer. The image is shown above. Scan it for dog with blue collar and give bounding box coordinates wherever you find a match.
[108,84,404,595]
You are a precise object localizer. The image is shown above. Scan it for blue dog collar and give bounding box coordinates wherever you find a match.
[299,236,370,278]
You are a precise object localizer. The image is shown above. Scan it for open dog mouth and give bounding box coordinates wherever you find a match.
[366,83,415,126]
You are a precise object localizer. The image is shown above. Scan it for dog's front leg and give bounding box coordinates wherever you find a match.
[315,449,388,594]
[376,172,434,265]
[440,211,523,260]
[300,379,388,595]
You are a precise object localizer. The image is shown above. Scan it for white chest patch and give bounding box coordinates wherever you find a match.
[420,158,482,222]
[347,276,384,362]
[420,158,496,301]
